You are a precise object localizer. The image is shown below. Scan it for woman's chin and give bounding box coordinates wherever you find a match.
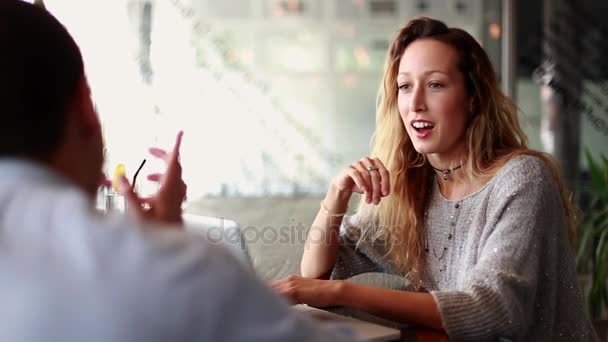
[412,143,435,154]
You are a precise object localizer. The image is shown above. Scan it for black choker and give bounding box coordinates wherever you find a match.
[431,164,462,181]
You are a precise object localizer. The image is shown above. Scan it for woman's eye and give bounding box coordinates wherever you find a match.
[398,83,411,91]
[429,82,444,89]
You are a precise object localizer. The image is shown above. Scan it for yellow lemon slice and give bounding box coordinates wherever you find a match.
[112,164,126,191]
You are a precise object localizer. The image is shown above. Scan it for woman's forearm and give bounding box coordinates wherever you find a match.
[336,281,444,330]
[300,185,352,279]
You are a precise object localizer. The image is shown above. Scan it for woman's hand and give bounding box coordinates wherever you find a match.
[271,275,345,308]
[118,131,187,225]
[330,156,390,206]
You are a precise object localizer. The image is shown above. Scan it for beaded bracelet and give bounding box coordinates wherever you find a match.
[320,200,347,217]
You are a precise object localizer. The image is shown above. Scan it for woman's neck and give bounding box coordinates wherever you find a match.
[426,151,464,183]
[432,164,489,201]
[435,175,471,200]
[427,155,461,171]
[425,149,484,200]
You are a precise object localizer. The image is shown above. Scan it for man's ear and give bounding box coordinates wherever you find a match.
[72,77,100,137]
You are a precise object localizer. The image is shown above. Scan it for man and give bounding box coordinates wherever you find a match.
[0,1,354,341]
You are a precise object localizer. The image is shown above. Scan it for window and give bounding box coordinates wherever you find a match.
[44,0,502,198]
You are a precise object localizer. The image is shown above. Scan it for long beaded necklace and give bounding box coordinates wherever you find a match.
[424,176,466,273]
[424,202,461,267]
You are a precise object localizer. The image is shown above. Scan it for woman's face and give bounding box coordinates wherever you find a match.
[397,38,470,160]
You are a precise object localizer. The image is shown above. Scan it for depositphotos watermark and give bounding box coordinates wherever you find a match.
[195,217,392,250]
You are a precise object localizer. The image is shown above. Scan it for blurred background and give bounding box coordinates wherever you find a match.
[37,0,608,317]
[39,0,606,197]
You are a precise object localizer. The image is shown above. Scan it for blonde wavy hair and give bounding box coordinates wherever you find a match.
[355,17,577,285]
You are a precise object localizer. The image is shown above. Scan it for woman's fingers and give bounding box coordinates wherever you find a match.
[353,160,374,204]
[373,157,390,197]
[352,157,390,205]
[360,157,382,205]
[270,276,337,308]
[345,165,369,195]
[271,275,299,289]
[270,276,302,304]
[333,156,390,205]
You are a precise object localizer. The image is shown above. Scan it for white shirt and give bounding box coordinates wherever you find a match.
[0,159,356,342]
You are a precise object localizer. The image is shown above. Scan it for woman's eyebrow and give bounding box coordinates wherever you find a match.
[398,70,449,77]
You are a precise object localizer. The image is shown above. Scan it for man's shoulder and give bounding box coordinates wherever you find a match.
[84,213,241,282]
[1,178,244,291]
[0,224,252,341]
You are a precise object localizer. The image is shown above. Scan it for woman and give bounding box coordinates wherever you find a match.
[272,17,597,341]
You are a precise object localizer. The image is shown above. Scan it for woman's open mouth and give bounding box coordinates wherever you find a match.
[411,120,435,138]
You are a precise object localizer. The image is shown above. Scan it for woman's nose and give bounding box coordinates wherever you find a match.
[408,85,427,113]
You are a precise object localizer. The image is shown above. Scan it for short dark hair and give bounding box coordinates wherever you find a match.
[0,0,84,160]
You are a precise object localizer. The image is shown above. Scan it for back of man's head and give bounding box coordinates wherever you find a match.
[0,0,84,161]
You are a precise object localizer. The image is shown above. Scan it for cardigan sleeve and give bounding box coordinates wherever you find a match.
[330,215,390,280]
[430,156,567,341]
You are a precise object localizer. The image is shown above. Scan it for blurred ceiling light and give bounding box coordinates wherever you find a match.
[353,46,370,67]
[489,23,501,39]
